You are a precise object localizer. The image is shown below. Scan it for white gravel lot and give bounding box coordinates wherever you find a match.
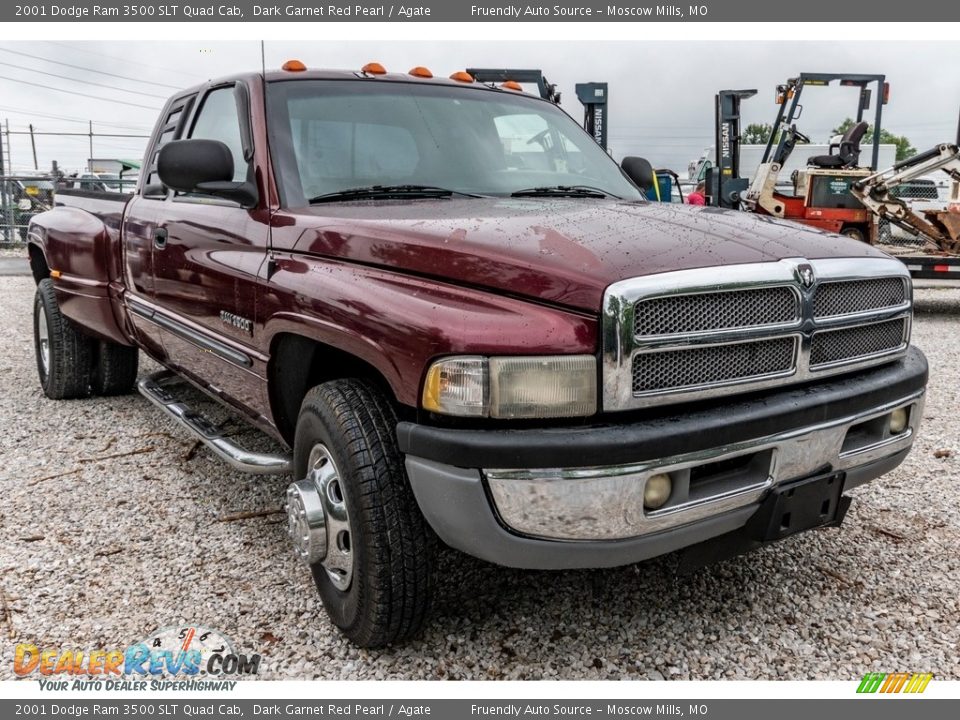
[1,275,958,681]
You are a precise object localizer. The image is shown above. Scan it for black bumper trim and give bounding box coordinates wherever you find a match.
[397,347,927,469]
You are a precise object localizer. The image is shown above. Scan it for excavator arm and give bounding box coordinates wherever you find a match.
[851,143,960,253]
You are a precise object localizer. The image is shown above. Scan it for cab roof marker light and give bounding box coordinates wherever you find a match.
[449,71,475,83]
[361,62,387,75]
[409,66,433,78]
[501,81,523,91]
[281,60,307,72]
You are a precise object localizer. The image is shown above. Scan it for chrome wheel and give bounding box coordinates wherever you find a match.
[285,443,354,591]
[37,309,50,376]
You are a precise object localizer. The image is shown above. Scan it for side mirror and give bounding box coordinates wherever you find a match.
[620,156,655,191]
[157,139,257,207]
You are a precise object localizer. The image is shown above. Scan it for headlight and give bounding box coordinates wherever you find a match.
[422,355,597,419]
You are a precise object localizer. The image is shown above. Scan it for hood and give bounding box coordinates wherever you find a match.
[289,198,891,312]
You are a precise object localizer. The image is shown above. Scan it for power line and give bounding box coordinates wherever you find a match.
[44,41,207,82]
[0,60,169,99]
[0,46,183,90]
[0,107,153,132]
[0,75,162,110]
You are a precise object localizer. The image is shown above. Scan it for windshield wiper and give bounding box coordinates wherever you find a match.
[510,185,619,199]
[308,184,480,203]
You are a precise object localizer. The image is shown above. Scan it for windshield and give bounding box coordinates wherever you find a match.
[266,79,643,206]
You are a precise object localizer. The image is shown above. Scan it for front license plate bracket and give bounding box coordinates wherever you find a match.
[749,471,849,542]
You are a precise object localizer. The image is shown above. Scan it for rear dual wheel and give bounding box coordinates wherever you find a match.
[34,278,94,399]
[34,278,138,399]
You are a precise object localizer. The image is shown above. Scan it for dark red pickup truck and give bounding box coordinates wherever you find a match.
[27,62,927,647]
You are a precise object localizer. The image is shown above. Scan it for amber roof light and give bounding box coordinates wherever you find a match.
[409,66,433,78]
[362,62,387,75]
[282,59,307,72]
[449,71,474,83]
[501,81,523,91]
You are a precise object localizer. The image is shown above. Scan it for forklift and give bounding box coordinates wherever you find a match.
[466,68,609,152]
[709,73,890,241]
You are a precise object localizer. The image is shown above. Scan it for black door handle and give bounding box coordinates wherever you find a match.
[153,227,168,249]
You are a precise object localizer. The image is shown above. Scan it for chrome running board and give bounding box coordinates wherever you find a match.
[138,371,292,475]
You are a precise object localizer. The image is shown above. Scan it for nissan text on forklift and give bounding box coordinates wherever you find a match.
[704,73,960,283]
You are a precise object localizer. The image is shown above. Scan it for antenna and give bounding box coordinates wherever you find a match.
[259,39,278,276]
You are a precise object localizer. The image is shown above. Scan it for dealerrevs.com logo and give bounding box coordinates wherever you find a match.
[857,672,934,694]
[14,626,261,691]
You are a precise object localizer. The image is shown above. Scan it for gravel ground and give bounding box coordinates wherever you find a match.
[1,276,958,681]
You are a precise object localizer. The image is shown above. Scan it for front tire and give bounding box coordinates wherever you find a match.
[34,278,94,399]
[290,380,435,647]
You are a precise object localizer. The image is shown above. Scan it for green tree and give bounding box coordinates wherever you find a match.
[743,123,774,144]
[832,118,917,161]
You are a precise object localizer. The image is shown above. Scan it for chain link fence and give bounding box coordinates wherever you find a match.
[1,174,137,245]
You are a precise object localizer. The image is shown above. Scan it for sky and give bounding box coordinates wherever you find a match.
[1,40,958,175]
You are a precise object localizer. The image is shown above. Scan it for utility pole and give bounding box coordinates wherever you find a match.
[0,119,9,242]
[29,124,38,170]
[89,120,94,163]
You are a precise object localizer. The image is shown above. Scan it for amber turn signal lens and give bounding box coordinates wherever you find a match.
[409,66,433,78]
[362,62,387,75]
[449,71,474,83]
[281,59,307,72]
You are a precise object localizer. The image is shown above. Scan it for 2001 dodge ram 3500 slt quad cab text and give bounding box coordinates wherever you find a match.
[27,62,928,647]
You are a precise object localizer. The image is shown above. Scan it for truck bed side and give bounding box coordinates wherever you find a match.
[28,189,134,346]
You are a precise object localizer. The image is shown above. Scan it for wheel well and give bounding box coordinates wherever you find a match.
[268,333,398,445]
[28,243,50,284]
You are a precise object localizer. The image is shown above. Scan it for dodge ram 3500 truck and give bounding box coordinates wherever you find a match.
[27,62,928,647]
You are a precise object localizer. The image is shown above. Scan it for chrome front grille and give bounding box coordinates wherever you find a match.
[813,277,907,318]
[632,337,797,393]
[810,318,908,368]
[634,286,799,336]
[602,257,913,411]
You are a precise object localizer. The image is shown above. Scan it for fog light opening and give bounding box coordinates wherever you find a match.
[644,473,673,510]
[889,407,909,435]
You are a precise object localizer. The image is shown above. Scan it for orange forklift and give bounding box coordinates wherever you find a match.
[709,73,890,242]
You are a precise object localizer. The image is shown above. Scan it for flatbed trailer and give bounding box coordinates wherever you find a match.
[895,253,960,281]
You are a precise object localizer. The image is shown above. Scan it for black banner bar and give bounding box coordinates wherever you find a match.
[3,1,956,22]
[2,699,958,720]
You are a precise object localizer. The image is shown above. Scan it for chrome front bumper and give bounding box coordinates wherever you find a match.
[400,348,928,569]
[484,391,924,542]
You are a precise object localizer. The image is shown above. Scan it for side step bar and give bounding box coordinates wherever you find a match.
[138,372,292,475]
